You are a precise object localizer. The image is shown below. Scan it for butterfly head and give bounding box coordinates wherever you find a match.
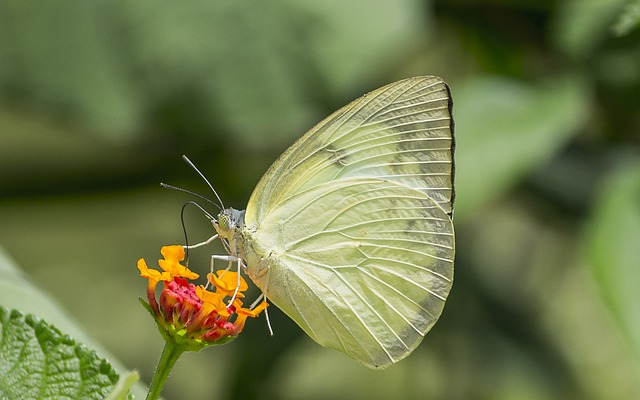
[214,208,245,240]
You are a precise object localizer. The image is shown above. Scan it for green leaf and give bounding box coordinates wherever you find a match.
[0,247,147,399]
[612,0,640,36]
[0,307,122,399]
[452,75,590,218]
[552,0,630,58]
[0,247,120,366]
[587,157,640,366]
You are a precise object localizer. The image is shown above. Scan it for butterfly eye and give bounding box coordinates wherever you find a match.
[218,213,230,231]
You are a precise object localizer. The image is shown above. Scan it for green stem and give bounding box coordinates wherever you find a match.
[146,340,186,400]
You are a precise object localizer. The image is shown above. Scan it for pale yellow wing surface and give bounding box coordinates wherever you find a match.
[243,178,454,368]
[245,76,454,226]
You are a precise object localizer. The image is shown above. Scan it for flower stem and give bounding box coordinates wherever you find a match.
[146,340,185,400]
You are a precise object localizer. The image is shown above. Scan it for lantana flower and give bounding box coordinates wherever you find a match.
[137,245,268,350]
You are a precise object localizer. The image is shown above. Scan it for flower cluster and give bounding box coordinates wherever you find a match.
[138,245,268,350]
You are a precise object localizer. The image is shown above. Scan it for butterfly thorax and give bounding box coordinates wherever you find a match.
[214,208,246,256]
[214,207,271,292]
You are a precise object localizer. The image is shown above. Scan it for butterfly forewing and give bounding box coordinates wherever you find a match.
[245,76,454,225]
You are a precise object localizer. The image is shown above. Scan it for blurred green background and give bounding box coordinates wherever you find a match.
[1,0,640,399]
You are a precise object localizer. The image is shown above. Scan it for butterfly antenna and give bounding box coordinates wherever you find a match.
[179,201,219,258]
[180,202,193,260]
[182,155,226,210]
[160,183,222,212]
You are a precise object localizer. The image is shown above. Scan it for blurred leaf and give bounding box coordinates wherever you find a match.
[121,0,320,148]
[612,0,640,36]
[0,1,143,138]
[587,157,640,366]
[0,248,147,399]
[0,0,320,147]
[287,0,428,95]
[462,197,640,399]
[0,246,99,343]
[0,109,149,194]
[105,371,140,400]
[0,307,123,399]
[452,75,590,218]
[593,45,640,90]
[552,0,629,58]
[265,329,558,400]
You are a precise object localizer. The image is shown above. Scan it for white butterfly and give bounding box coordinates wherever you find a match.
[203,76,454,369]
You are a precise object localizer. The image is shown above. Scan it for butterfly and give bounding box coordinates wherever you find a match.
[206,76,454,369]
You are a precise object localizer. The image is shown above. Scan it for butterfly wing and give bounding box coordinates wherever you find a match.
[245,76,454,225]
[240,76,454,368]
[243,178,454,368]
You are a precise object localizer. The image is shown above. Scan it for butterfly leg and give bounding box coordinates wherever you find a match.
[208,254,246,306]
[248,266,274,335]
[208,254,272,334]
[184,234,220,250]
[203,254,236,290]
[227,256,246,306]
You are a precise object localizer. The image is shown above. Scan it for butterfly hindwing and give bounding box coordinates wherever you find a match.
[244,178,454,368]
